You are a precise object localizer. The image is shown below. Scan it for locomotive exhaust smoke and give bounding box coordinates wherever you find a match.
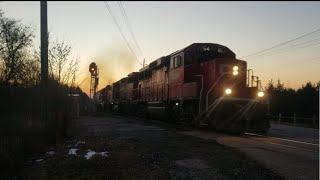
[81,46,141,95]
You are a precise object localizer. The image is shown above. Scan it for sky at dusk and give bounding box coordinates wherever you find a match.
[1,1,319,95]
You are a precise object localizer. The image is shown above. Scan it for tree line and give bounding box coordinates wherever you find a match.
[0,10,80,87]
[265,79,319,118]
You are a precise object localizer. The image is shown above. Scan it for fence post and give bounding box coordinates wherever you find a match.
[278,113,282,123]
[293,113,296,125]
[76,103,79,118]
[312,114,316,128]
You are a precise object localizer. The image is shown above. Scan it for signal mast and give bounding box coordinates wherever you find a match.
[89,62,99,98]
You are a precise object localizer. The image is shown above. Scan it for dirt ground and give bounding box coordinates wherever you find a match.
[20,113,286,180]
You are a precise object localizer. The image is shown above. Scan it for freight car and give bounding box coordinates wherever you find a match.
[97,43,270,134]
[93,85,113,111]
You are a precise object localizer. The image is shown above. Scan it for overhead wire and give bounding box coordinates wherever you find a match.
[254,56,320,87]
[103,1,143,65]
[247,37,320,62]
[118,1,145,61]
[242,29,320,82]
[274,56,320,72]
[264,37,320,55]
[239,27,320,59]
[238,30,320,80]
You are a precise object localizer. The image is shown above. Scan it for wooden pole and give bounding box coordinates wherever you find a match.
[41,1,49,141]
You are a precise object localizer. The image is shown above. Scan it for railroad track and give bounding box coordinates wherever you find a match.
[105,112,195,131]
[242,132,319,153]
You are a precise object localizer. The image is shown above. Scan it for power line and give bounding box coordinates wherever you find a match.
[250,56,320,80]
[290,37,320,47]
[298,41,320,49]
[103,1,143,65]
[276,56,320,71]
[266,37,320,54]
[239,27,320,59]
[257,57,320,80]
[248,38,320,62]
[118,1,145,61]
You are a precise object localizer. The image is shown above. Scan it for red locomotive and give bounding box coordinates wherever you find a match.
[94,43,270,134]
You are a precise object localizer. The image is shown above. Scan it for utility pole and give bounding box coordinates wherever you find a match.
[41,1,49,133]
[41,1,48,89]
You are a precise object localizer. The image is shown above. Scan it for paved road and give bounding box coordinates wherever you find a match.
[180,123,319,180]
[268,123,319,144]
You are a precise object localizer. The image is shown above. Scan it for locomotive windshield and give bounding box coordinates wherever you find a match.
[184,44,236,65]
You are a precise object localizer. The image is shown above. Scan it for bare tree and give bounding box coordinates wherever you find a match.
[33,35,80,87]
[61,54,79,87]
[20,56,41,87]
[0,10,35,85]
[0,10,79,87]
[49,40,70,83]
[48,39,79,86]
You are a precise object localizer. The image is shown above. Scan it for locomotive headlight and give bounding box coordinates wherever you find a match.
[225,88,232,95]
[232,66,239,76]
[233,66,238,71]
[176,102,179,106]
[258,91,264,97]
